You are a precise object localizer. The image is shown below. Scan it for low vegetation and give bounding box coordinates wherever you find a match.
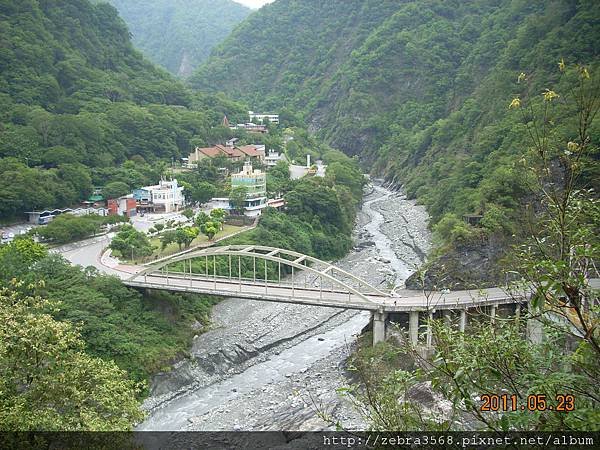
[36,213,127,244]
[0,238,220,405]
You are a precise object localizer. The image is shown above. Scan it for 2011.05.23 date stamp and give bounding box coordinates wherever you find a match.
[480,394,575,412]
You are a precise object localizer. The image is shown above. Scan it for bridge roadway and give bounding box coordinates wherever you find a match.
[123,272,530,313]
[119,244,598,345]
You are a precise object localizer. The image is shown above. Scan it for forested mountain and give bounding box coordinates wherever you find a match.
[104,0,251,77]
[0,0,246,220]
[193,0,599,232]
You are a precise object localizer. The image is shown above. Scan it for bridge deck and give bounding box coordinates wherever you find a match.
[124,273,535,312]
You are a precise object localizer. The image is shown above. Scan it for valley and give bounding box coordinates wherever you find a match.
[137,182,431,431]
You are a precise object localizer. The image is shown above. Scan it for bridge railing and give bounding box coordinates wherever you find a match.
[129,245,391,305]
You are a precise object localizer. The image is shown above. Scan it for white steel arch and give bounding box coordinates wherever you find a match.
[130,245,391,304]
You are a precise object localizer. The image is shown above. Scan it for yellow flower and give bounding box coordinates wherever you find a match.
[580,67,590,79]
[558,58,565,72]
[517,72,526,83]
[542,89,559,102]
[567,141,580,152]
[509,97,521,109]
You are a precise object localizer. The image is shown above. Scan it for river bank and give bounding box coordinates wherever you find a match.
[138,182,431,431]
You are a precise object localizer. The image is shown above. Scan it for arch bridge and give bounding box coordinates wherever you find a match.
[123,245,566,345]
[125,245,391,311]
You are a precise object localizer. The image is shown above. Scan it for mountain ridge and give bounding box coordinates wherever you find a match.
[192,0,599,223]
[0,0,247,219]
[104,0,251,77]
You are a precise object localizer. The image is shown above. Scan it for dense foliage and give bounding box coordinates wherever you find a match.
[0,282,144,430]
[221,150,364,261]
[110,224,153,259]
[192,0,599,264]
[0,0,247,221]
[342,63,600,432]
[0,238,219,391]
[103,0,251,77]
[37,213,126,244]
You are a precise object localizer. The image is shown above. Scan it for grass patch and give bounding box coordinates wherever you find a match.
[116,224,243,264]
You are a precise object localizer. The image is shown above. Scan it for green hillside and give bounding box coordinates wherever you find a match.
[192,0,599,283]
[105,0,251,77]
[0,0,246,220]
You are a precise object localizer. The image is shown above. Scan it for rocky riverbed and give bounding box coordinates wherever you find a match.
[138,181,431,431]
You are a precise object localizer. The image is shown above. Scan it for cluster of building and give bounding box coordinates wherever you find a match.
[107,179,186,218]
[223,111,280,134]
[25,110,288,225]
[186,140,266,167]
[207,162,283,218]
[185,140,287,169]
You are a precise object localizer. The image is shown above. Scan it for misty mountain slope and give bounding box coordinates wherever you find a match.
[191,0,598,286]
[0,0,246,218]
[105,0,251,77]
[192,0,599,225]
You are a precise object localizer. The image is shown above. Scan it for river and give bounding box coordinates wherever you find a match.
[137,182,431,431]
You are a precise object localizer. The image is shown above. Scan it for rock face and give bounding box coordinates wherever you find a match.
[405,236,509,290]
[139,182,432,431]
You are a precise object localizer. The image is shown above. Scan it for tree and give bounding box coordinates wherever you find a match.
[36,214,104,244]
[229,186,247,214]
[102,181,130,200]
[199,221,219,240]
[160,229,177,250]
[41,146,81,168]
[181,208,194,220]
[109,225,153,260]
[0,238,47,281]
[196,160,218,182]
[174,227,197,249]
[0,282,144,430]
[191,181,216,205]
[267,160,291,196]
[57,163,93,200]
[194,211,210,227]
[210,208,227,230]
[510,63,600,358]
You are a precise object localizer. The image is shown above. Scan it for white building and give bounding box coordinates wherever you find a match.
[205,163,270,218]
[139,179,185,213]
[265,150,287,167]
[248,111,279,124]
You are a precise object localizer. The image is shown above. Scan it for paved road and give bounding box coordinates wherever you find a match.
[58,234,128,277]
[0,223,36,242]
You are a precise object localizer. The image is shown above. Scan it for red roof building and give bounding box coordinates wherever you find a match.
[187,144,265,166]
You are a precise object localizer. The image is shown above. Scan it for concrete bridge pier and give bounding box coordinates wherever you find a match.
[409,311,419,345]
[527,302,543,344]
[459,309,467,332]
[426,311,433,348]
[372,311,388,345]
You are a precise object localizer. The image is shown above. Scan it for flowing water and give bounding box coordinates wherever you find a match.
[138,182,431,431]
